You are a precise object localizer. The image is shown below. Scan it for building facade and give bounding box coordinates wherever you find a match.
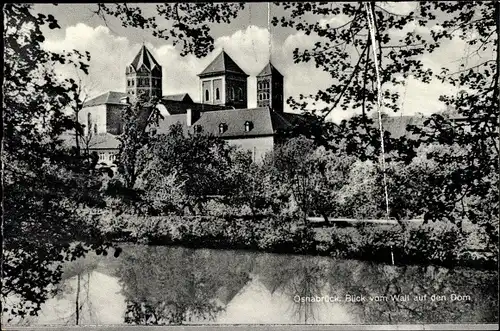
[74,46,294,165]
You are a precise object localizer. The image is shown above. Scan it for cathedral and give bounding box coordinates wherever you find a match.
[78,45,301,164]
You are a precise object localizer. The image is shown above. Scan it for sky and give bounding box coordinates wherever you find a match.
[34,3,490,123]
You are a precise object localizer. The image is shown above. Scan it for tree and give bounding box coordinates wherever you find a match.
[2,3,119,319]
[224,149,289,218]
[269,136,326,225]
[116,99,160,190]
[134,123,234,216]
[269,2,498,242]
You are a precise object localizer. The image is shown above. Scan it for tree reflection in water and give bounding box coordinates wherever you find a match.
[256,253,498,324]
[113,245,497,325]
[116,246,254,325]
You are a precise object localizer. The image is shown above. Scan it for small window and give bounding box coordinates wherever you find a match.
[230,87,235,100]
[94,124,98,134]
[216,87,220,100]
[144,79,149,87]
[238,88,243,101]
[193,124,203,133]
[87,113,92,132]
[205,89,210,102]
[219,123,227,134]
[244,121,253,132]
[132,80,135,86]
[127,80,130,87]
[258,82,262,89]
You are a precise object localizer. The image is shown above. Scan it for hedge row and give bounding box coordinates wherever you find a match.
[106,216,497,270]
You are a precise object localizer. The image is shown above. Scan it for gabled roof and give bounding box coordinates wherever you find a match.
[158,98,233,115]
[257,62,283,77]
[130,45,161,72]
[163,93,194,103]
[198,51,249,78]
[155,107,294,138]
[84,91,128,107]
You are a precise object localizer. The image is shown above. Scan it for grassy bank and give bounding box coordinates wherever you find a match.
[105,215,498,270]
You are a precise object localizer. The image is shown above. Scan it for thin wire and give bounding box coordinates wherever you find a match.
[268,2,272,62]
[365,2,390,219]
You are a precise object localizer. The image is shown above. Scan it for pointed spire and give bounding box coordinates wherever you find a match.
[198,50,248,78]
[130,44,161,72]
[257,62,282,77]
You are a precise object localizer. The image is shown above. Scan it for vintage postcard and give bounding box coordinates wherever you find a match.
[2,2,498,330]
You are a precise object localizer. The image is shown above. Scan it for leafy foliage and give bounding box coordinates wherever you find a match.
[2,3,118,318]
[93,3,245,57]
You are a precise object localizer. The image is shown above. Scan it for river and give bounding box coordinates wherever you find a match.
[4,244,498,325]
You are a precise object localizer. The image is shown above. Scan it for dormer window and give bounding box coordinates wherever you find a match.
[219,123,227,134]
[244,121,253,132]
[193,124,203,134]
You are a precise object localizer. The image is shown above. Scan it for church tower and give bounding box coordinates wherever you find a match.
[126,45,162,101]
[198,50,249,109]
[257,62,283,113]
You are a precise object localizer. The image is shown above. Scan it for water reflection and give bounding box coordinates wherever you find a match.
[7,245,498,325]
[115,246,254,324]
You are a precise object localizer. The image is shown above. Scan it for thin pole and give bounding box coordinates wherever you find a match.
[268,2,272,61]
[365,2,390,219]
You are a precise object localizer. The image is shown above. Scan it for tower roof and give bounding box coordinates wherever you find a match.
[130,45,161,71]
[257,62,283,77]
[198,50,248,78]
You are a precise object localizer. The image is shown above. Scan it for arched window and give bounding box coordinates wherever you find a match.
[238,88,243,101]
[258,82,262,89]
[215,88,220,100]
[230,87,235,100]
[132,80,135,86]
[205,89,210,101]
[258,93,262,101]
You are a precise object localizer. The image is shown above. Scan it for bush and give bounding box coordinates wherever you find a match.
[404,221,465,266]
[117,215,493,269]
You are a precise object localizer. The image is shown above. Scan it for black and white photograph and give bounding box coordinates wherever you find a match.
[2,2,499,330]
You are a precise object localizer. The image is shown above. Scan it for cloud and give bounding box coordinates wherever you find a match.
[43,23,133,96]
[43,20,478,123]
